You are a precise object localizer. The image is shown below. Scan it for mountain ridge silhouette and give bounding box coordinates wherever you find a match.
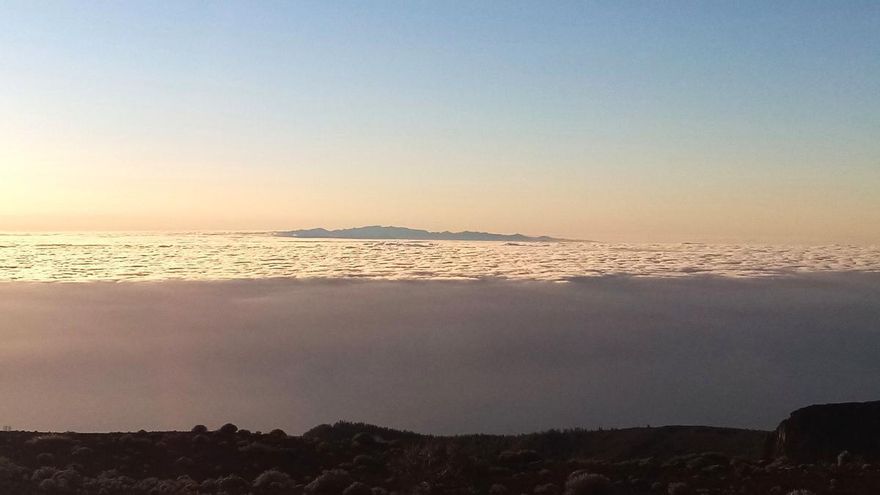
[276,225,574,242]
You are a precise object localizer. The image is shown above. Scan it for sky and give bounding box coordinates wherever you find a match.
[1,1,878,243]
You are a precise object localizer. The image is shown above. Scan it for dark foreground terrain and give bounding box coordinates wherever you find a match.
[1,401,880,495]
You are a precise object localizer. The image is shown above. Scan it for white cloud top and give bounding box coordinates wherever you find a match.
[1,233,878,282]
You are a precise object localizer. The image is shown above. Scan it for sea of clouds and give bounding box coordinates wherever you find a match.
[1,274,878,434]
[0,232,878,281]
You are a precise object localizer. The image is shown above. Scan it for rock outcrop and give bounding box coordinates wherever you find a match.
[768,400,880,462]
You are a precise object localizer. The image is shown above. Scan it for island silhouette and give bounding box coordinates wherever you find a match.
[276,225,570,242]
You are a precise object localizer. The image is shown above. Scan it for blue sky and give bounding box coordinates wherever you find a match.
[1,1,878,242]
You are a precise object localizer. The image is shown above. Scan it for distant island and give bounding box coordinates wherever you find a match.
[276,225,569,242]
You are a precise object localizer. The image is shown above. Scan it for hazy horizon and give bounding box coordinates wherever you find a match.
[2,226,879,247]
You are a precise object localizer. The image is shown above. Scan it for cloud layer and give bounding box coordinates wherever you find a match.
[1,233,879,281]
[1,274,879,434]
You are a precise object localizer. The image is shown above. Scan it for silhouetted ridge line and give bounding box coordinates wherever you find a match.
[276,225,572,242]
[3,401,880,494]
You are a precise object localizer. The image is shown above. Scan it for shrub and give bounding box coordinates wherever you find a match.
[0,457,27,482]
[191,425,209,434]
[498,450,541,465]
[176,475,199,491]
[31,466,58,482]
[192,434,210,446]
[564,472,611,495]
[240,442,280,455]
[26,435,74,451]
[269,429,287,438]
[489,484,508,495]
[534,483,560,495]
[667,482,691,495]
[352,433,377,448]
[253,469,295,493]
[134,477,160,492]
[343,481,373,495]
[32,467,82,492]
[305,469,354,495]
[353,454,380,469]
[219,423,239,435]
[217,474,251,495]
[83,470,137,494]
[71,446,94,459]
[199,478,219,493]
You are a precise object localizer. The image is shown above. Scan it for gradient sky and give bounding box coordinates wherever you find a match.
[1,1,878,243]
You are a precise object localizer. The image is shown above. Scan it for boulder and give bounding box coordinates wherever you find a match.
[767,400,880,462]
